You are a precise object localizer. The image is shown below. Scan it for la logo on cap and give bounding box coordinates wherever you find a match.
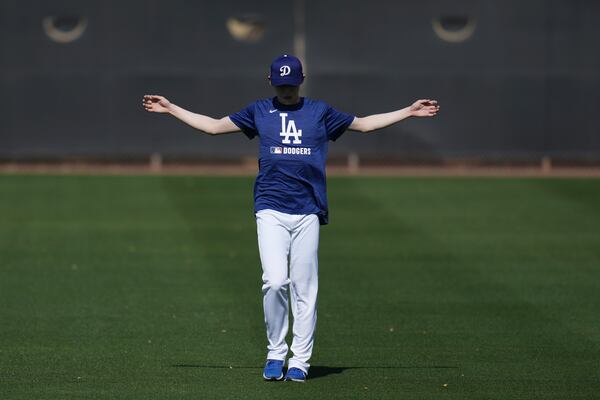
[280,65,291,76]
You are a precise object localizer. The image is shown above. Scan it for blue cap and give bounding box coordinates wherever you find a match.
[269,54,304,86]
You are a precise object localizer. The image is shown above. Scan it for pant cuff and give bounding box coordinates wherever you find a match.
[267,351,287,361]
[287,359,309,374]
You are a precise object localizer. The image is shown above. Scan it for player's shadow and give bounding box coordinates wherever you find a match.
[308,365,458,379]
[307,366,347,378]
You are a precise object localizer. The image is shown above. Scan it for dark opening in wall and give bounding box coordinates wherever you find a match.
[432,15,476,43]
[43,15,88,43]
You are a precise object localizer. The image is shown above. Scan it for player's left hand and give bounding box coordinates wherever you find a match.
[410,99,440,117]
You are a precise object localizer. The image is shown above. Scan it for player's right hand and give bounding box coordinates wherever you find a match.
[143,95,172,113]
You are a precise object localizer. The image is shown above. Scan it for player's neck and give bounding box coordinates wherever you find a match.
[276,95,301,106]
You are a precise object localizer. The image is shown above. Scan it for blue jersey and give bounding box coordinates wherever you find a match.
[229,97,354,225]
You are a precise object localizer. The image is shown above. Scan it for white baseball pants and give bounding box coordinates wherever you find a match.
[256,209,320,374]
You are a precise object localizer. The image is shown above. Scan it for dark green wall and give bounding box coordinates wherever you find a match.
[1,0,599,160]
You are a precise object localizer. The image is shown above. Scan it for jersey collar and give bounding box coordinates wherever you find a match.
[272,96,304,111]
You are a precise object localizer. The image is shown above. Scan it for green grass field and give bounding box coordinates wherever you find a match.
[1,175,600,399]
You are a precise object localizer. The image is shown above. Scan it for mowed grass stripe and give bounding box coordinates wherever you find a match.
[327,178,600,395]
[0,175,599,399]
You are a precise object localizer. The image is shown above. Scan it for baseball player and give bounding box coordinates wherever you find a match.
[143,54,439,382]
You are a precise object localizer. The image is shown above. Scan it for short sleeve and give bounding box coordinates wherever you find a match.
[325,105,355,141]
[229,103,258,139]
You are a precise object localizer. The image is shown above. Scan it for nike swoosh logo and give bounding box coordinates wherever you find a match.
[269,109,278,113]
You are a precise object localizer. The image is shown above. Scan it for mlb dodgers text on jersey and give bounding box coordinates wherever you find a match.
[270,146,312,155]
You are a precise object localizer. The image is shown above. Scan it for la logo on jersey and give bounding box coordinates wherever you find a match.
[279,113,302,144]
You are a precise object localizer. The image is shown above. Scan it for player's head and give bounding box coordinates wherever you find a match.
[268,54,304,87]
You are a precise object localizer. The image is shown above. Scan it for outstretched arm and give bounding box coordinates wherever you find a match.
[142,95,240,135]
[349,99,440,133]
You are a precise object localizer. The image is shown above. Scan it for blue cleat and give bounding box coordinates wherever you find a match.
[262,359,284,381]
[284,367,307,382]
